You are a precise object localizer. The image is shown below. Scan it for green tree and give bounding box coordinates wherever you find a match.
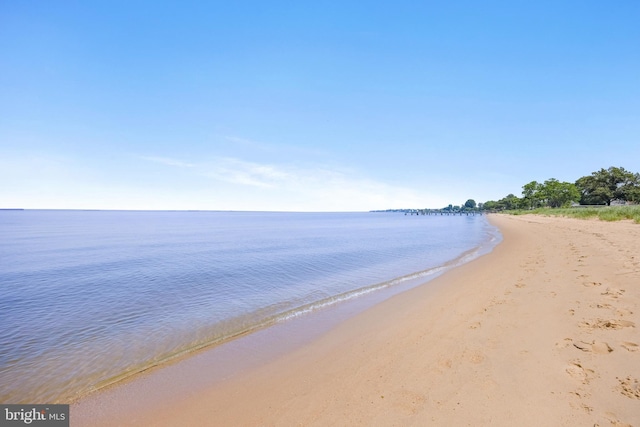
[620,179,640,203]
[482,200,498,211]
[576,166,640,205]
[522,181,543,209]
[498,194,521,210]
[540,178,580,208]
[464,199,477,209]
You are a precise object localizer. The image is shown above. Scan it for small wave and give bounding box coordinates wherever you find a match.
[7,213,503,403]
[78,227,501,402]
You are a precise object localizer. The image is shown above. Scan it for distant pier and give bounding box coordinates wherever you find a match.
[370,208,491,216]
[403,209,483,216]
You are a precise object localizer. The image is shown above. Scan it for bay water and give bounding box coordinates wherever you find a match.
[0,210,499,403]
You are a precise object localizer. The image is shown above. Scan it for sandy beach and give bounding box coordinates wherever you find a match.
[72,214,640,426]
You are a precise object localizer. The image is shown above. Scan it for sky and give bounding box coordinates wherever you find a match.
[1,1,639,211]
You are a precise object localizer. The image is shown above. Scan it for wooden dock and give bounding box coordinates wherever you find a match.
[403,209,483,216]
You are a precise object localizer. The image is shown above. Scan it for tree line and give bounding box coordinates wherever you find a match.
[474,166,640,211]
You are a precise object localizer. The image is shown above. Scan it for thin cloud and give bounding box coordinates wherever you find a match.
[203,157,445,210]
[202,158,292,188]
[137,154,446,210]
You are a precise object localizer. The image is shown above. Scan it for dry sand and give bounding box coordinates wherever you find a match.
[72,214,640,426]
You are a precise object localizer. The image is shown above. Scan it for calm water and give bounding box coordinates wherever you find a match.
[0,210,499,403]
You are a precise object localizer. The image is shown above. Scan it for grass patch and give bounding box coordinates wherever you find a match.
[505,205,640,224]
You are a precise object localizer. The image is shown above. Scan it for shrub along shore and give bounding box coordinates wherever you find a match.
[506,205,640,224]
[476,166,640,223]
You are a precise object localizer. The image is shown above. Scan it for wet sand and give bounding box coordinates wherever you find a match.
[72,214,640,426]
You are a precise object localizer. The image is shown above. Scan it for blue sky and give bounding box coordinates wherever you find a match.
[1,1,639,211]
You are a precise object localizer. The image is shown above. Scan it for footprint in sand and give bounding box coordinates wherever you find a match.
[605,417,633,427]
[590,303,634,317]
[389,389,427,416]
[572,340,613,354]
[621,342,639,352]
[615,307,634,317]
[613,422,634,427]
[566,361,596,384]
[582,281,602,287]
[579,319,635,330]
[555,338,573,349]
[616,376,640,400]
[601,288,625,299]
[591,302,612,310]
[467,351,485,364]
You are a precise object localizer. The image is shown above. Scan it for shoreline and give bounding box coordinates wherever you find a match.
[64,216,498,406]
[71,215,640,426]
